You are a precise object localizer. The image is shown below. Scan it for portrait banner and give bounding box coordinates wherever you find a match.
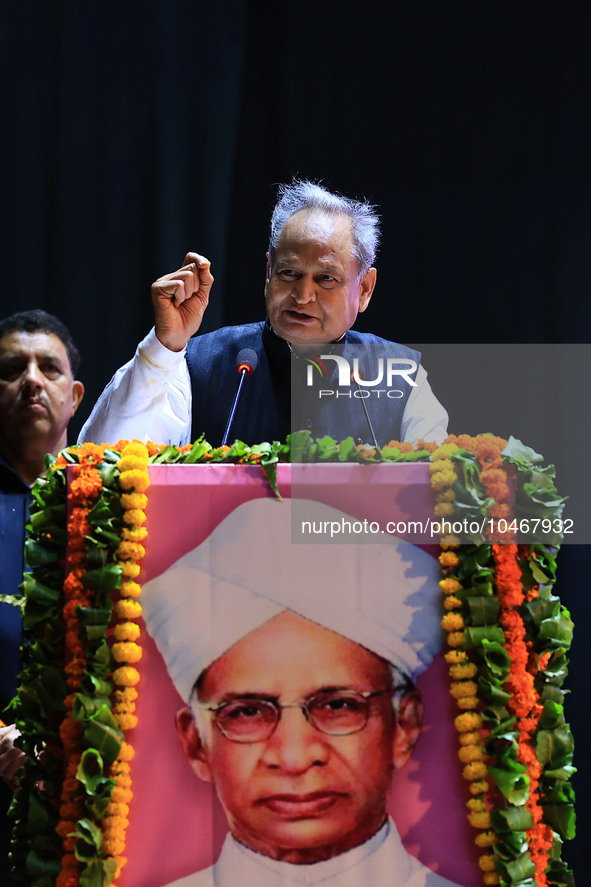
[121,464,480,887]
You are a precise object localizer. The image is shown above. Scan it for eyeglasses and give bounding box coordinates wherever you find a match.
[194,688,393,743]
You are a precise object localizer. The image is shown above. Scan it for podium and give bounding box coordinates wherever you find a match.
[9,442,575,887]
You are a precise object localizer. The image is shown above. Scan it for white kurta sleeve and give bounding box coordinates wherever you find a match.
[77,328,193,447]
[400,364,448,446]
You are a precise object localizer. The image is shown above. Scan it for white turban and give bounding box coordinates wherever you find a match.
[141,498,443,702]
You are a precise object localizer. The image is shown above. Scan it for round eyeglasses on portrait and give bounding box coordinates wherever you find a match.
[193,688,394,743]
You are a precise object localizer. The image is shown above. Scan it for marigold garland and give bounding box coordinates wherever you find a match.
[431,433,574,887]
[6,432,574,887]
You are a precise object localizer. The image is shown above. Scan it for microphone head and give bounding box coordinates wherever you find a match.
[235,348,258,375]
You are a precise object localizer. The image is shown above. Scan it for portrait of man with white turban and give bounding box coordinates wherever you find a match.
[140,498,465,887]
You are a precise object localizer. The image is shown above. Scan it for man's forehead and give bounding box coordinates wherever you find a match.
[0,330,68,362]
[277,209,354,252]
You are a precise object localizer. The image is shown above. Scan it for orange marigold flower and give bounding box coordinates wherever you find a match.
[456,696,479,710]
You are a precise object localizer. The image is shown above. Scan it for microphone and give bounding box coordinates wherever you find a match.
[221,349,258,446]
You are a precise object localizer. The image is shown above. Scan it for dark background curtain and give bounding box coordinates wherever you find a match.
[1,2,588,880]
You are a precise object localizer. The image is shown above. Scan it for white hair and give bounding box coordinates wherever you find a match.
[268,179,380,276]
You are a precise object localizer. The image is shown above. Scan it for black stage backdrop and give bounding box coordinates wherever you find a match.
[1,2,589,881]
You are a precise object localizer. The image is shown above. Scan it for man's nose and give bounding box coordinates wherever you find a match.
[292,276,316,305]
[260,707,329,772]
[21,360,44,392]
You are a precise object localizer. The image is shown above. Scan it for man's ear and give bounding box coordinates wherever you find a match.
[392,689,424,769]
[357,267,377,313]
[71,380,85,415]
[265,254,271,286]
[176,706,213,783]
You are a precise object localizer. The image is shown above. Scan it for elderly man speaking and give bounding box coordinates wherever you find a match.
[140,499,463,887]
[79,180,447,448]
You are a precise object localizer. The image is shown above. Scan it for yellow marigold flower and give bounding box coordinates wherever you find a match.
[430,471,457,491]
[114,687,139,705]
[108,802,130,818]
[459,745,485,764]
[434,501,454,517]
[122,526,148,542]
[447,630,465,647]
[441,534,461,546]
[449,662,477,679]
[119,469,150,493]
[117,540,146,561]
[475,831,495,848]
[469,780,490,795]
[431,443,460,461]
[439,577,462,595]
[103,839,126,856]
[439,551,460,567]
[121,562,141,580]
[118,455,149,472]
[455,711,482,733]
[445,649,468,665]
[438,488,456,503]
[467,799,487,813]
[120,492,148,510]
[113,666,140,687]
[112,641,143,664]
[442,612,465,632]
[443,595,462,611]
[122,440,149,456]
[459,730,482,747]
[478,854,497,873]
[449,680,478,699]
[121,580,142,599]
[116,713,138,730]
[464,762,488,781]
[483,872,500,885]
[456,696,479,710]
[123,508,147,526]
[114,622,141,642]
[115,598,142,619]
[468,810,491,829]
[111,786,133,804]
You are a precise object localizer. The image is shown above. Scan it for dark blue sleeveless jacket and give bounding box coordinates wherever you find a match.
[185,321,421,447]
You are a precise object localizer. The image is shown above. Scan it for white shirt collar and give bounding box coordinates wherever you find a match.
[221,818,390,885]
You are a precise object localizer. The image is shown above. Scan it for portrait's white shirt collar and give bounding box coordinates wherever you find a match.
[218,818,390,884]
